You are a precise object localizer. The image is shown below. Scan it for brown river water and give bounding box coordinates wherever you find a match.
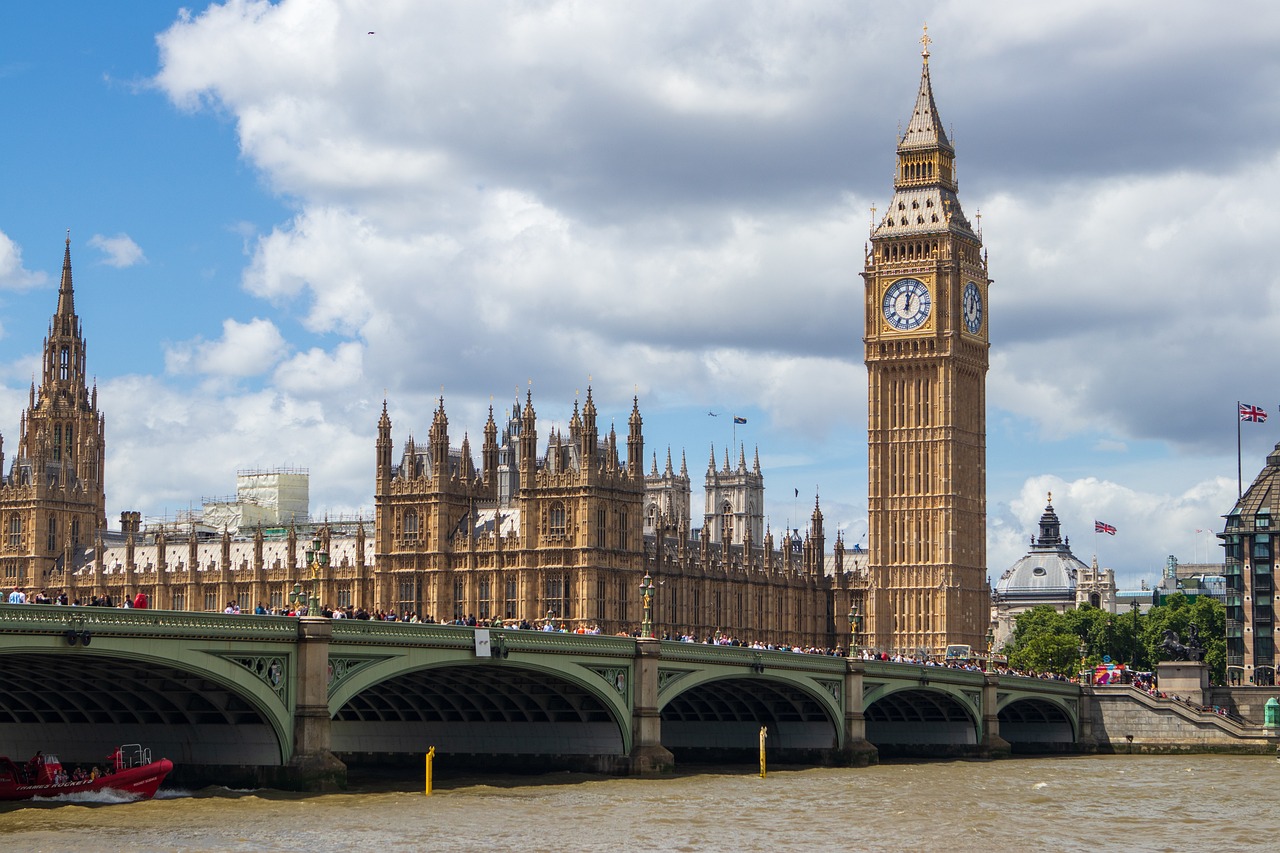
[1,755,1277,852]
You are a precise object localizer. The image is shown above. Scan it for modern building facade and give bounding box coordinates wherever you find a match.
[863,37,990,654]
[1221,441,1280,685]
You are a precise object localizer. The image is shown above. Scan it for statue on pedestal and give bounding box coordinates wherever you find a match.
[1159,624,1206,662]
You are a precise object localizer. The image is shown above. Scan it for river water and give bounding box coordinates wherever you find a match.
[2,756,1277,852]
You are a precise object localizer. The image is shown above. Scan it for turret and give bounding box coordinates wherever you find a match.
[628,395,643,480]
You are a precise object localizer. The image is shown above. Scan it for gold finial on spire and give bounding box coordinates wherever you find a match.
[920,24,931,62]
[1047,491,1053,505]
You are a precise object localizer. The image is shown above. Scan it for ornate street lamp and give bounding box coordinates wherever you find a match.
[986,627,996,671]
[847,601,863,658]
[304,533,329,615]
[639,572,655,638]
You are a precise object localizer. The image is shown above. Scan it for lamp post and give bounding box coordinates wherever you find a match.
[848,601,863,659]
[639,572,655,638]
[304,533,328,615]
[985,627,996,671]
[1130,598,1140,672]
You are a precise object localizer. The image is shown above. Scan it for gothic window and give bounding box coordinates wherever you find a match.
[619,510,629,550]
[454,579,465,619]
[204,591,218,612]
[721,502,733,545]
[505,578,517,618]
[596,508,607,548]
[173,591,187,611]
[544,575,568,619]
[46,515,57,552]
[398,577,418,616]
[336,584,352,609]
[549,502,566,538]
[597,578,607,621]
[404,509,419,543]
[7,515,20,549]
[66,426,73,457]
[53,425,61,462]
[71,518,80,548]
[478,579,491,620]
[60,347,69,381]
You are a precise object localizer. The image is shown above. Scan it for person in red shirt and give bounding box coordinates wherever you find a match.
[133,591,149,609]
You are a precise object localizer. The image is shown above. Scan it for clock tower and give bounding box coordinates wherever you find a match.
[862,33,990,655]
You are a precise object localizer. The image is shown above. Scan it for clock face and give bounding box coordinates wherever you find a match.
[962,281,983,334]
[882,278,931,331]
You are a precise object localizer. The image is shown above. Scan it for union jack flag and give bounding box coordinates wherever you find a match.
[1239,403,1268,423]
[1095,520,1117,535]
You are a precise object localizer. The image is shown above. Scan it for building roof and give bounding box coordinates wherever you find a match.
[994,497,1089,599]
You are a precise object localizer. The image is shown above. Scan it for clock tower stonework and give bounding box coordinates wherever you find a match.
[862,37,990,655]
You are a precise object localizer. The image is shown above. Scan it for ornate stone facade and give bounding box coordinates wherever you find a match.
[0,237,106,592]
[862,39,990,655]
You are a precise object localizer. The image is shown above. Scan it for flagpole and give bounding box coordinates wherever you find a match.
[1237,400,1243,499]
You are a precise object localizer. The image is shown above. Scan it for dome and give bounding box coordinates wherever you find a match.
[993,495,1089,600]
[995,551,1085,597]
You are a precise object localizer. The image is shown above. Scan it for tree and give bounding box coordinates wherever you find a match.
[1144,593,1226,684]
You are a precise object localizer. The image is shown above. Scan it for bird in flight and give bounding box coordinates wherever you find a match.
[707,411,718,417]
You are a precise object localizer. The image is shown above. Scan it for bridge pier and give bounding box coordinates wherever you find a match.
[979,672,1011,759]
[628,638,675,774]
[839,660,879,766]
[278,617,346,791]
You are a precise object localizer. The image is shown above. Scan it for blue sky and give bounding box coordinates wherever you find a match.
[3,1,1279,589]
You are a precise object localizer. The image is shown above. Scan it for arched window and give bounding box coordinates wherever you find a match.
[549,502,566,538]
[53,425,61,461]
[720,501,733,545]
[404,509,419,543]
[47,515,58,552]
[60,347,69,381]
[7,515,21,549]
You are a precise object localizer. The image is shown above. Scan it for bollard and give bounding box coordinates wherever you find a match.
[425,746,436,795]
[759,726,767,778]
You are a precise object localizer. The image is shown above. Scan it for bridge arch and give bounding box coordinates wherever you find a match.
[0,637,292,767]
[329,657,633,760]
[863,685,980,750]
[658,671,843,760]
[996,696,1077,749]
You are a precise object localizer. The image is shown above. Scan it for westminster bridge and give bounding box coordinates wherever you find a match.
[0,605,1083,787]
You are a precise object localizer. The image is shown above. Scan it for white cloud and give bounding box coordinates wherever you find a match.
[88,233,147,268]
[0,230,46,290]
[119,0,1280,583]
[164,317,288,378]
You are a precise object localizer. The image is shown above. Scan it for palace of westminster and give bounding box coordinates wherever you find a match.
[1,42,1169,658]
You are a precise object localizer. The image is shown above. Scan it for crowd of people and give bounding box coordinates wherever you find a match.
[7,586,150,609]
[0,589,1166,684]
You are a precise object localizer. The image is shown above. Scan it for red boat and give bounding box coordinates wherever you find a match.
[0,744,172,801]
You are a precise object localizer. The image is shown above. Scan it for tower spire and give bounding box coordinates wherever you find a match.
[58,230,76,319]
